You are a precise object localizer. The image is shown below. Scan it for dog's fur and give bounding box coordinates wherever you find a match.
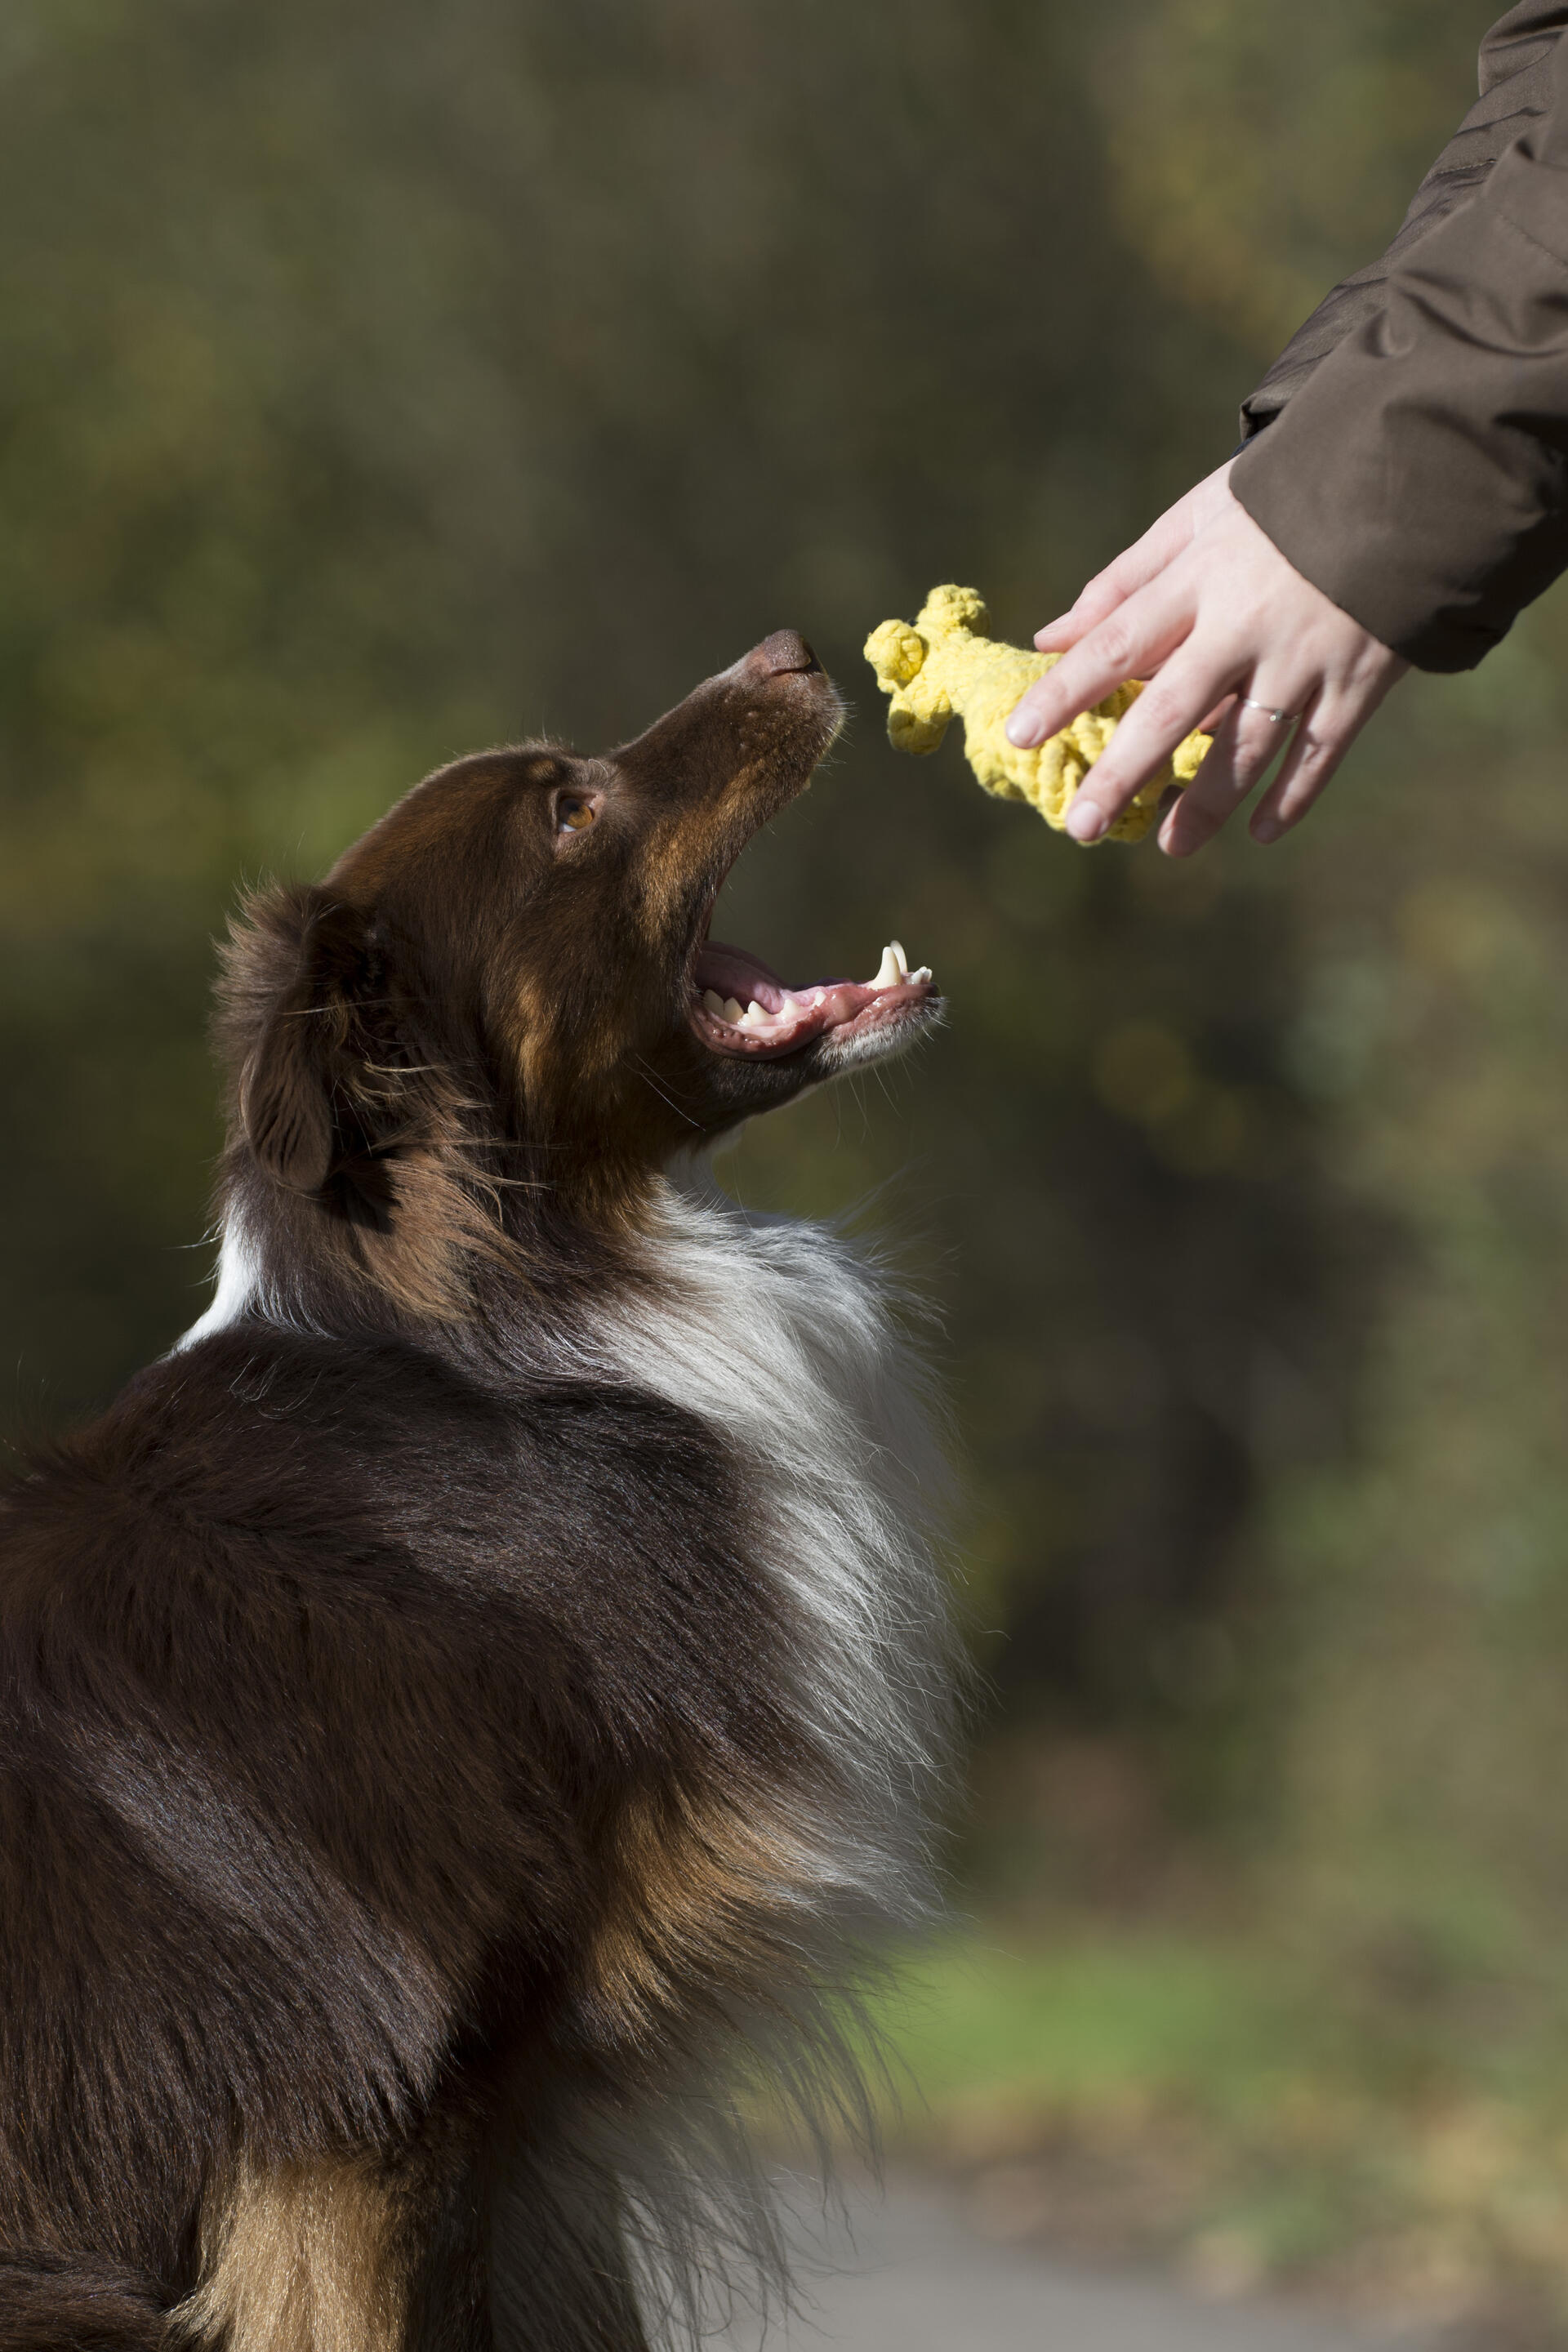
[0,634,952,2349]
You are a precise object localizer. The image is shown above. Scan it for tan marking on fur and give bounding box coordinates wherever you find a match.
[589,1780,816,2038]
[170,2154,408,2352]
[359,1126,503,1322]
[332,1064,541,1322]
[636,790,765,942]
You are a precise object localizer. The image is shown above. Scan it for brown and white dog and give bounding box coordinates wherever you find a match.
[0,632,953,2350]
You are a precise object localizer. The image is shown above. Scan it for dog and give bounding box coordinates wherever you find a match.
[0,630,953,2350]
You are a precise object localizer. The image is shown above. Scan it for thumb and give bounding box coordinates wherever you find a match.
[1035,502,1203,653]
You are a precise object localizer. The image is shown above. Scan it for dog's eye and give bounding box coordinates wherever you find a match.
[557,795,596,835]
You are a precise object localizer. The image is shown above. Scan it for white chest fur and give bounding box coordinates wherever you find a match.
[590,1183,951,1922]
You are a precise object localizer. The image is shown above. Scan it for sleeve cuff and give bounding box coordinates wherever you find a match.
[1230,145,1568,672]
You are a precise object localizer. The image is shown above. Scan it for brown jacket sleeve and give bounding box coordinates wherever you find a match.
[1231,3,1568,670]
[1240,4,1568,434]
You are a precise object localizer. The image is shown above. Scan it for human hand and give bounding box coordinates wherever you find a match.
[1005,460,1410,854]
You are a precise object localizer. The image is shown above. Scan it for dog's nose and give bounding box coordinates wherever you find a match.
[747,630,821,679]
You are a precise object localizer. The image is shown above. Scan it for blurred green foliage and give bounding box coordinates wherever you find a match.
[7,0,1568,2142]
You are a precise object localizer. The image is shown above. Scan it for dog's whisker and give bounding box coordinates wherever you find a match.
[630,1053,704,1130]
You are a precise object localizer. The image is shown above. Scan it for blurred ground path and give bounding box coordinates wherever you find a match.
[721,2176,1436,2352]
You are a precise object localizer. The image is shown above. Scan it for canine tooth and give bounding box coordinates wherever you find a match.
[702,989,725,1015]
[889,939,908,976]
[872,943,902,988]
[723,996,745,1024]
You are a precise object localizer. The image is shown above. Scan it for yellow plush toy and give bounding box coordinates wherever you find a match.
[864,584,1210,844]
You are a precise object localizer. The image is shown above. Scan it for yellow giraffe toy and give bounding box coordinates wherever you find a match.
[864,584,1210,844]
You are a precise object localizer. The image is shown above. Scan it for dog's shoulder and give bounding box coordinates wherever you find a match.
[0,1316,782,1761]
[6,1319,729,1557]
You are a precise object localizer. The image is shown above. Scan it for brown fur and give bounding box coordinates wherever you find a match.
[0,632,949,2350]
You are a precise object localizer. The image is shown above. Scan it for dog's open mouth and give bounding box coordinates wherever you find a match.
[691,937,938,1058]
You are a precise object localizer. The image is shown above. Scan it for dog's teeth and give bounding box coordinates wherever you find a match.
[723,997,745,1024]
[910,965,932,983]
[702,989,725,1016]
[744,1000,766,1025]
[872,944,902,989]
[889,939,908,977]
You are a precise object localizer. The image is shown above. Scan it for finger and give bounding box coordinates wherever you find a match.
[1034,506,1200,653]
[1160,693,1327,856]
[1245,690,1364,844]
[1008,576,1196,753]
[1165,691,1302,834]
[1059,642,1242,843]
[1034,561,1160,652]
[1245,651,1408,844]
[1034,608,1108,653]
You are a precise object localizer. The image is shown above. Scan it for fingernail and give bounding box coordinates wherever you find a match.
[1252,816,1281,844]
[1067,797,1105,843]
[1006,712,1043,748]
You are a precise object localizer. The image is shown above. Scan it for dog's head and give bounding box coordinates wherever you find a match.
[219,633,939,1305]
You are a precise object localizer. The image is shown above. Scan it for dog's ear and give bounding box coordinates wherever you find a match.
[241,894,402,1224]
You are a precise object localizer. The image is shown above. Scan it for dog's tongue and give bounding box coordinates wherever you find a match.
[693,942,831,1004]
[693,938,934,1055]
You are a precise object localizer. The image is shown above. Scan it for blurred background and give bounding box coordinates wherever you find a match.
[7,0,1568,2338]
